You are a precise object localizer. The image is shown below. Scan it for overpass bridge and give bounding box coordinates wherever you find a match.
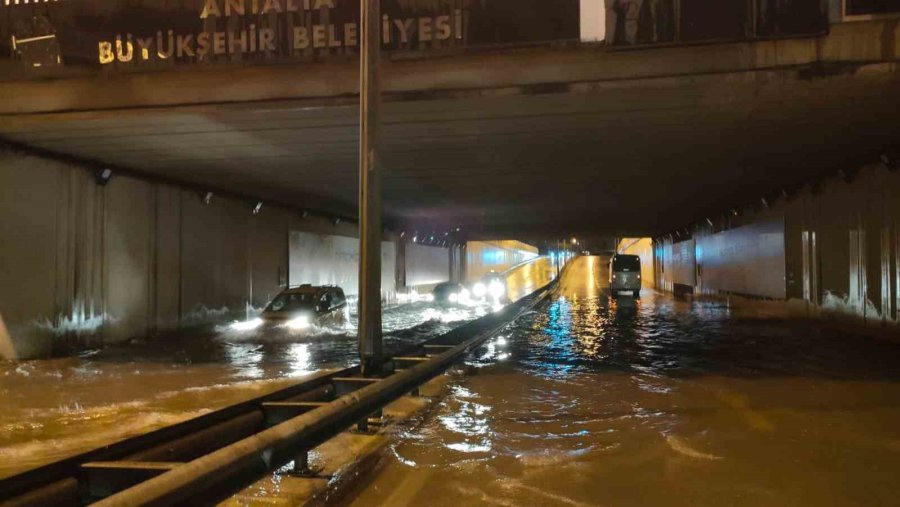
[1,10,898,237]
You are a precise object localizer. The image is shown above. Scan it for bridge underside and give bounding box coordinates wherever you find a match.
[2,25,899,238]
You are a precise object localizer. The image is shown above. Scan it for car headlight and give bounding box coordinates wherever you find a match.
[488,280,505,299]
[448,293,459,303]
[472,283,487,298]
[231,318,263,331]
[285,315,310,330]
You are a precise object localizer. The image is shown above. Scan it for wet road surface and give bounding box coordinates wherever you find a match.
[345,256,900,507]
[0,258,556,479]
[0,301,490,477]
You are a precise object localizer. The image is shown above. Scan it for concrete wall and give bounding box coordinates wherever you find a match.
[696,219,786,299]
[655,238,696,292]
[465,240,539,284]
[653,160,900,330]
[405,244,450,289]
[617,238,655,287]
[0,148,367,359]
[504,256,556,301]
[780,162,900,327]
[288,231,397,300]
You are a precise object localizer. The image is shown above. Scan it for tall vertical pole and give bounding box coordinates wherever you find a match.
[358,0,382,376]
[555,239,560,278]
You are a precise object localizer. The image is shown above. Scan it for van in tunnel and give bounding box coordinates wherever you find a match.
[609,254,642,299]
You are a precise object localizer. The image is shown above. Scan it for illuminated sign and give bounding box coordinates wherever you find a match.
[4,0,62,5]
[97,0,463,65]
[0,0,580,75]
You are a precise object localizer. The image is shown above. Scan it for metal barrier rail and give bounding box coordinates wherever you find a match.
[0,280,556,507]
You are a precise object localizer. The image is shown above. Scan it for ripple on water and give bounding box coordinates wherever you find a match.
[353,262,900,506]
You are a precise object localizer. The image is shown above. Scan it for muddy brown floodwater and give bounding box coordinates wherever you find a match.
[345,256,900,507]
[0,259,554,480]
[0,299,499,478]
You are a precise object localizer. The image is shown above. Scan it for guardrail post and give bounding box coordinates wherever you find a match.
[292,451,311,476]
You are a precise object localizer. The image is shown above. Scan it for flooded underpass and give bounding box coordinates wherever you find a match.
[345,256,900,507]
[0,298,496,478]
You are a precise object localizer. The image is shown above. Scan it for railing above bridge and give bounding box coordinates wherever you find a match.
[600,0,828,47]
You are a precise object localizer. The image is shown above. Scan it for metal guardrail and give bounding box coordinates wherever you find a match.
[0,279,556,507]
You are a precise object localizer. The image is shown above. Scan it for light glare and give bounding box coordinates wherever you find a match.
[285,315,311,330]
[231,318,263,331]
[488,280,505,299]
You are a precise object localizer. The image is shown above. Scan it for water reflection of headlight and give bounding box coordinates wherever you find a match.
[488,280,504,299]
[473,283,486,298]
[285,315,310,330]
[231,318,263,331]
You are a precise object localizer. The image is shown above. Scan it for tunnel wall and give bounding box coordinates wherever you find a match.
[654,160,900,331]
[464,240,539,284]
[658,238,696,290]
[779,162,900,328]
[616,238,655,287]
[404,243,450,289]
[288,232,397,300]
[504,256,555,301]
[0,148,373,359]
[655,219,786,300]
[696,219,787,299]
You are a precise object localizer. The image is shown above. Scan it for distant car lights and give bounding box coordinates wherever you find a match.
[488,280,505,299]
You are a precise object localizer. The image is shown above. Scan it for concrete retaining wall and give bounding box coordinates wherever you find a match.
[405,244,450,289]
[0,149,365,359]
[654,160,900,331]
[617,238,655,288]
[288,232,397,300]
[465,240,539,284]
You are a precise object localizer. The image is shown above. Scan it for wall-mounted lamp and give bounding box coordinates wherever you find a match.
[881,148,899,172]
[252,202,263,215]
[95,168,113,186]
[332,217,341,226]
[301,210,310,219]
[202,191,214,205]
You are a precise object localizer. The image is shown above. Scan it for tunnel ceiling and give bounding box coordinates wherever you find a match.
[2,59,899,238]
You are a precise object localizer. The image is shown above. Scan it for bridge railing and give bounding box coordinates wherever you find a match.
[600,0,828,48]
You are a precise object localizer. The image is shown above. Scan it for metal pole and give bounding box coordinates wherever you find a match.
[358,0,382,376]
[555,240,560,278]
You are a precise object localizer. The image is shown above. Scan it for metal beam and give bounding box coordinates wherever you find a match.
[358,0,383,376]
[81,462,181,499]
